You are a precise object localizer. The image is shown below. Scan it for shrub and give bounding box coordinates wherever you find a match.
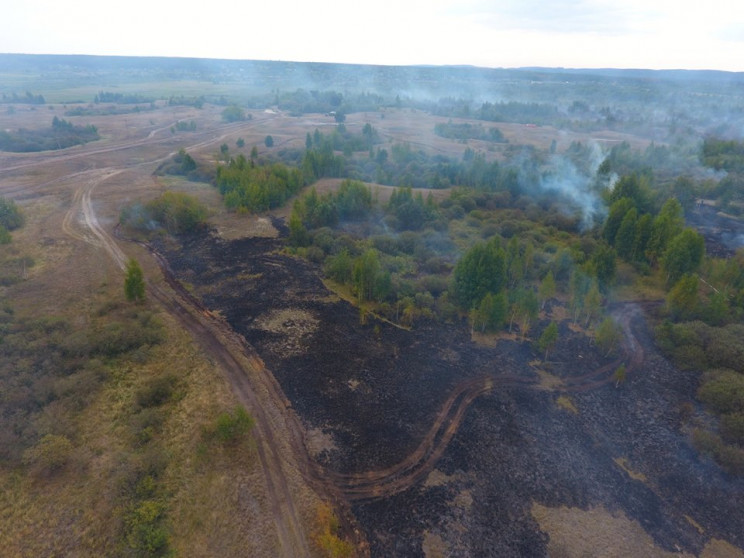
[210,406,255,445]
[22,434,73,475]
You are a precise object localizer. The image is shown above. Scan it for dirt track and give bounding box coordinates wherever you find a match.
[2,116,323,558]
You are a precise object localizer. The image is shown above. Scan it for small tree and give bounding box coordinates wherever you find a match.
[613,364,627,387]
[595,316,622,357]
[236,137,245,148]
[124,258,146,303]
[264,135,274,148]
[537,321,559,361]
[538,271,556,310]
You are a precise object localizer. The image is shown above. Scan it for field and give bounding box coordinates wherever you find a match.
[2,56,744,557]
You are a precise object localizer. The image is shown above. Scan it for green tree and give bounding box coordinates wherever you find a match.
[537,321,559,361]
[452,238,507,309]
[0,196,24,230]
[471,291,508,333]
[124,258,146,303]
[265,135,274,148]
[665,274,699,320]
[352,249,382,303]
[604,197,635,245]
[615,207,638,260]
[538,271,556,310]
[646,198,684,264]
[590,244,617,288]
[221,104,245,122]
[236,137,245,148]
[662,228,705,284]
[595,316,622,357]
[583,281,602,328]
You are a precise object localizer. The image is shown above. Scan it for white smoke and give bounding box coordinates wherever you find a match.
[540,142,610,230]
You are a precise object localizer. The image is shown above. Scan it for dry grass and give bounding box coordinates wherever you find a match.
[532,502,744,558]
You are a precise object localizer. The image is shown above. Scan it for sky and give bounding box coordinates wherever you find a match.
[3,0,744,71]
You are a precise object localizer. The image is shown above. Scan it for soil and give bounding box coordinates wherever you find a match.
[156,227,744,557]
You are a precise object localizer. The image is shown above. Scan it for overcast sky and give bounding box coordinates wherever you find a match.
[3,0,744,71]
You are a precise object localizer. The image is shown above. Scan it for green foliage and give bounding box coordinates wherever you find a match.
[452,238,507,309]
[595,316,621,357]
[352,249,389,303]
[538,271,556,309]
[537,321,559,360]
[0,197,24,230]
[125,499,170,556]
[121,192,208,236]
[693,429,744,476]
[434,121,507,142]
[264,135,274,147]
[665,274,699,320]
[661,228,705,284]
[701,137,744,172]
[147,192,208,234]
[470,292,508,333]
[124,259,146,303]
[698,370,744,415]
[236,137,245,148]
[386,187,440,231]
[324,249,353,283]
[95,91,153,104]
[646,198,684,264]
[216,158,304,212]
[221,104,245,122]
[173,120,196,132]
[0,117,99,152]
[335,179,372,220]
[211,406,255,445]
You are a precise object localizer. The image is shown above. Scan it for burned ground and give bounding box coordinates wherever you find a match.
[157,227,744,557]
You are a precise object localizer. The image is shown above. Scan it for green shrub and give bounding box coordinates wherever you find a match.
[698,370,744,414]
[210,406,255,445]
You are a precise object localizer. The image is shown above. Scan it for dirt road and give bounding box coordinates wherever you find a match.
[3,120,319,558]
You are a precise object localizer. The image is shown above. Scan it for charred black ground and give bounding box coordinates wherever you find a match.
[156,226,744,557]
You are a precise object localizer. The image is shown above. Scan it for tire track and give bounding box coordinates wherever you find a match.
[326,304,646,503]
[57,151,315,557]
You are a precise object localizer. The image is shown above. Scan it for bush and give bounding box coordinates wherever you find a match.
[0,197,24,230]
[697,370,744,415]
[210,406,255,445]
[136,375,177,408]
[22,434,73,475]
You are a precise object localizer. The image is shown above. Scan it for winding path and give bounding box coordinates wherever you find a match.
[10,120,318,558]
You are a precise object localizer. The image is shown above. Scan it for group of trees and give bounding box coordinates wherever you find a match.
[0,117,99,152]
[604,174,705,284]
[434,121,507,142]
[1,91,45,104]
[120,191,209,236]
[215,155,305,212]
[94,91,154,104]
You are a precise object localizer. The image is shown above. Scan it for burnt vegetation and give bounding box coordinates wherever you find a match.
[4,54,744,556]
